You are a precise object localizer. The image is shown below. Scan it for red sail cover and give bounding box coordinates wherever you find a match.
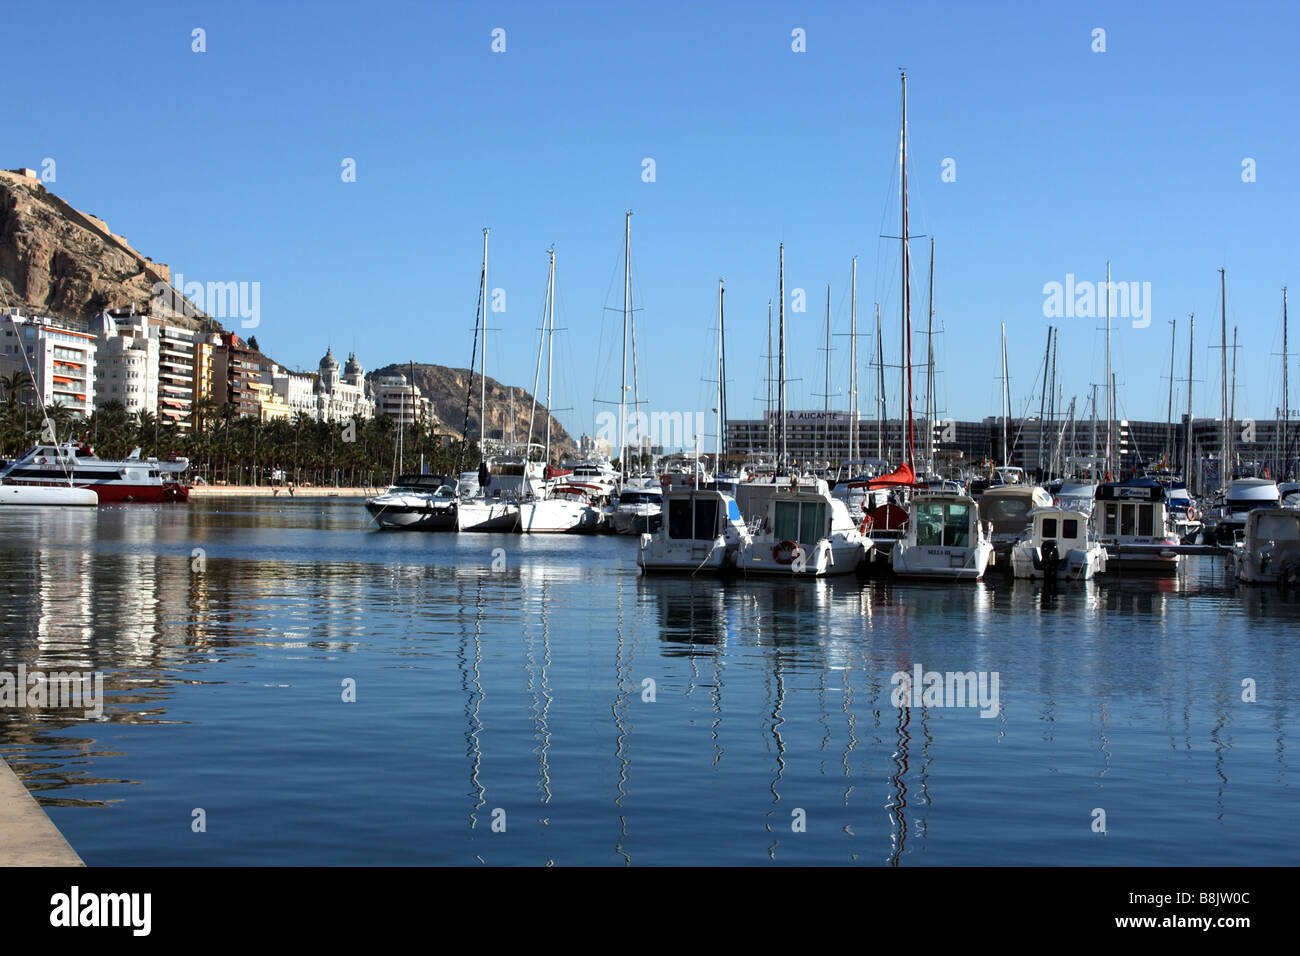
[544,464,572,480]
[866,461,916,489]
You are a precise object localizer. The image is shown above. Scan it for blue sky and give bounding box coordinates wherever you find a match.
[7,0,1299,443]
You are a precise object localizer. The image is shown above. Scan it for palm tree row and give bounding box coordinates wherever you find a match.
[0,386,478,487]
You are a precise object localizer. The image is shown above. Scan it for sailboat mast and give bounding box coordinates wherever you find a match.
[767,301,774,459]
[480,228,489,451]
[624,209,634,478]
[1000,322,1009,468]
[823,283,832,466]
[926,237,935,473]
[876,301,884,459]
[779,243,787,472]
[850,257,859,461]
[719,281,727,465]
[1037,327,1050,479]
[1185,313,1195,490]
[1282,288,1290,478]
[544,247,555,466]
[1165,318,1177,465]
[900,70,914,467]
[1220,268,1228,486]
[717,277,724,463]
[1231,324,1238,476]
[1105,260,1112,478]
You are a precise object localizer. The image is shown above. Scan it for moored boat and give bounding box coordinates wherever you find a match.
[891,491,994,581]
[637,486,750,574]
[1231,508,1300,584]
[1010,506,1106,580]
[0,442,189,503]
[364,474,457,530]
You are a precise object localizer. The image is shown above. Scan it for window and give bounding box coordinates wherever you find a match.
[668,500,693,539]
[774,501,801,541]
[693,499,718,540]
[1102,503,1117,536]
[1042,517,1058,539]
[1138,505,1154,537]
[1120,504,1136,536]
[1063,518,1079,539]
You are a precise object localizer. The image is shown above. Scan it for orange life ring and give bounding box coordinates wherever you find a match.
[659,474,671,489]
[37,456,47,464]
[772,540,802,564]
[858,514,874,535]
[1186,507,1198,522]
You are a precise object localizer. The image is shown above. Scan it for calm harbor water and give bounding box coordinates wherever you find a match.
[0,498,1296,866]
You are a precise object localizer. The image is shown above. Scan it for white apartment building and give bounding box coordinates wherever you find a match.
[265,363,317,419]
[371,373,431,427]
[91,312,159,417]
[0,310,97,418]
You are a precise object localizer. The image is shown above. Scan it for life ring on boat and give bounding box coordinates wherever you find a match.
[659,474,671,489]
[772,540,802,564]
[37,456,47,464]
[1186,507,1198,522]
[858,514,874,535]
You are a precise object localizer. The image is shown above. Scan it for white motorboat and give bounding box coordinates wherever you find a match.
[364,474,457,530]
[891,492,994,581]
[1011,507,1107,580]
[518,484,602,533]
[1093,477,1182,574]
[737,478,869,576]
[2,442,189,502]
[610,483,663,535]
[637,487,750,574]
[457,450,547,533]
[1207,477,1281,544]
[1231,508,1300,584]
[978,484,1053,558]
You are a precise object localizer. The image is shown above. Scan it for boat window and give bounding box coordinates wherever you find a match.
[693,499,719,540]
[799,503,826,545]
[1120,504,1136,536]
[774,501,801,542]
[668,500,693,539]
[1041,517,1058,539]
[1063,518,1079,539]
[1138,505,1154,537]
[1257,514,1300,541]
[944,503,970,548]
[1103,503,1118,536]
[915,502,945,546]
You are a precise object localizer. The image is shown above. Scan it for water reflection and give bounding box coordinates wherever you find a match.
[0,503,1295,865]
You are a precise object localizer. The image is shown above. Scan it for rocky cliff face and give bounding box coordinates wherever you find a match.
[370,363,578,460]
[0,169,204,325]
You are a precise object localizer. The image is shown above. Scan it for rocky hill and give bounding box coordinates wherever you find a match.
[370,362,578,460]
[0,168,207,325]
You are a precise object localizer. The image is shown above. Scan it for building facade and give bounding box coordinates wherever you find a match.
[0,311,97,419]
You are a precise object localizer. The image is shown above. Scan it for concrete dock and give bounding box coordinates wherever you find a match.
[0,755,84,866]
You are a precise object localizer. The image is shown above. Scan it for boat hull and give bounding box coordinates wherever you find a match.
[518,498,601,534]
[0,484,99,507]
[364,497,456,531]
[456,499,521,533]
[891,542,993,581]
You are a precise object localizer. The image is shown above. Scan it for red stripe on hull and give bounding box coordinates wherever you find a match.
[5,480,189,503]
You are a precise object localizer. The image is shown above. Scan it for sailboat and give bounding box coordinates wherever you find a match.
[456,228,542,533]
[518,248,602,534]
[880,73,991,580]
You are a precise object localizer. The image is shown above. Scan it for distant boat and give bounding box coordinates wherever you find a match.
[978,483,1053,558]
[1,442,188,503]
[610,482,662,535]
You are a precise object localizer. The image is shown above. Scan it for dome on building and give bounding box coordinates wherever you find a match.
[319,347,339,371]
[344,352,363,376]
